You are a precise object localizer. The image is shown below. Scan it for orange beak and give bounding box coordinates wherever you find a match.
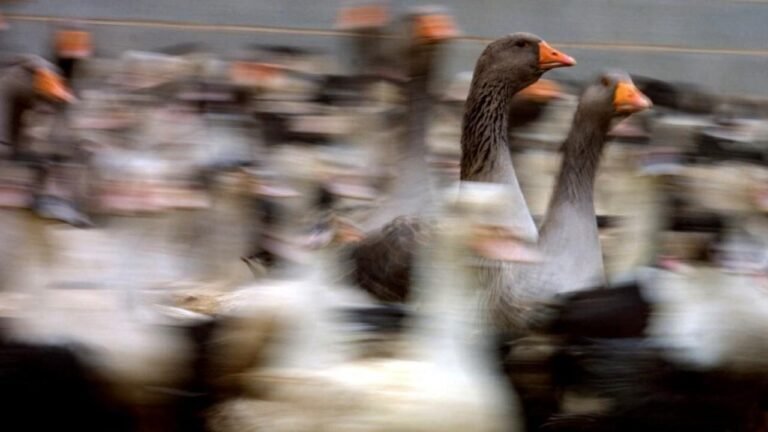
[517,79,563,102]
[415,13,458,42]
[614,80,652,114]
[538,40,576,70]
[336,4,388,29]
[230,61,282,87]
[34,68,76,103]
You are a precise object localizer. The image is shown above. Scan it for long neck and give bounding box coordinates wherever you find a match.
[391,43,437,194]
[350,29,383,76]
[538,108,611,291]
[460,78,516,182]
[362,43,440,231]
[546,108,611,211]
[402,43,437,161]
[411,227,488,367]
[271,206,358,370]
[460,76,539,241]
[275,245,353,370]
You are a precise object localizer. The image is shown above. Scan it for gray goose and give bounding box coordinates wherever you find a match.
[348,33,575,302]
[360,7,457,232]
[489,71,651,332]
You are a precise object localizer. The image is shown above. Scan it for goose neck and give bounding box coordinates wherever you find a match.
[395,43,437,162]
[551,108,612,205]
[411,224,487,363]
[366,45,441,229]
[460,79,519,182]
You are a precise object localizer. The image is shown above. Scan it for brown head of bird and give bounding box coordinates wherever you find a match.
[472,32,576,91]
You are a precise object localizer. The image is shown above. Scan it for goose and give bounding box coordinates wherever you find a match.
[0,56,79,291]
[52,23,93,81]
[359,7,457,232]
[207,167,376,432]
[0,55,76,154]
[335,1,389,78]
[496,72,651,430]
[0,55,85,224]
[210,181,538,432]
[535,164,768,366]
[526,197,768,429]
[206,146,372,397]
[348,32,575,303]
[487,71,651,332]
[164,163,259,314]
[4,216,197,432]
[1,99,219,430]
[527,263,768,431]
[307,182,540,432]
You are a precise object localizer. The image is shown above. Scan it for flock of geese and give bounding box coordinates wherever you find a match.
[1,4,768,432]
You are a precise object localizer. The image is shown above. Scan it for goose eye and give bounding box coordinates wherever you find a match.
[514,40,527,48]
[600,77,611,87]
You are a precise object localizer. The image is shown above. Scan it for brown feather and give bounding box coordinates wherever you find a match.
[345,216,429,302]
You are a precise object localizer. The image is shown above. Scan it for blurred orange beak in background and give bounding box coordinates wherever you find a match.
[35,68,76,103]
[518,79,563,103]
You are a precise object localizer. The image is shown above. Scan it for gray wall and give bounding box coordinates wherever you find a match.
[2,0,767,96]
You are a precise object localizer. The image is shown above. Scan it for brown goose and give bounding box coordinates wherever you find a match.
[0,55,75,156]
[348,33,575,302]
[490,71,651,332]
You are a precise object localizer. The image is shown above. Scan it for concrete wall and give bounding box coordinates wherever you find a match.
[1,0,766,96]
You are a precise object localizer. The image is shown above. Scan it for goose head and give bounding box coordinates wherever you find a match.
[472,33,575,89]
[579,70,652,120]
[408,7,458,44]
[13,55,76,104]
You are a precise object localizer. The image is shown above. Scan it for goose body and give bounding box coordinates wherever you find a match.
[313,182,533,431]
[208,147,376,432]
[0,57,78,286]
[5,217,197,407]
[487,72,651,331]
[645,265,768,373]
[359,8,456,232]
[529,263,768,431]
[350,33,576,303]
[207,146,371,394]
[0,55,75,152]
